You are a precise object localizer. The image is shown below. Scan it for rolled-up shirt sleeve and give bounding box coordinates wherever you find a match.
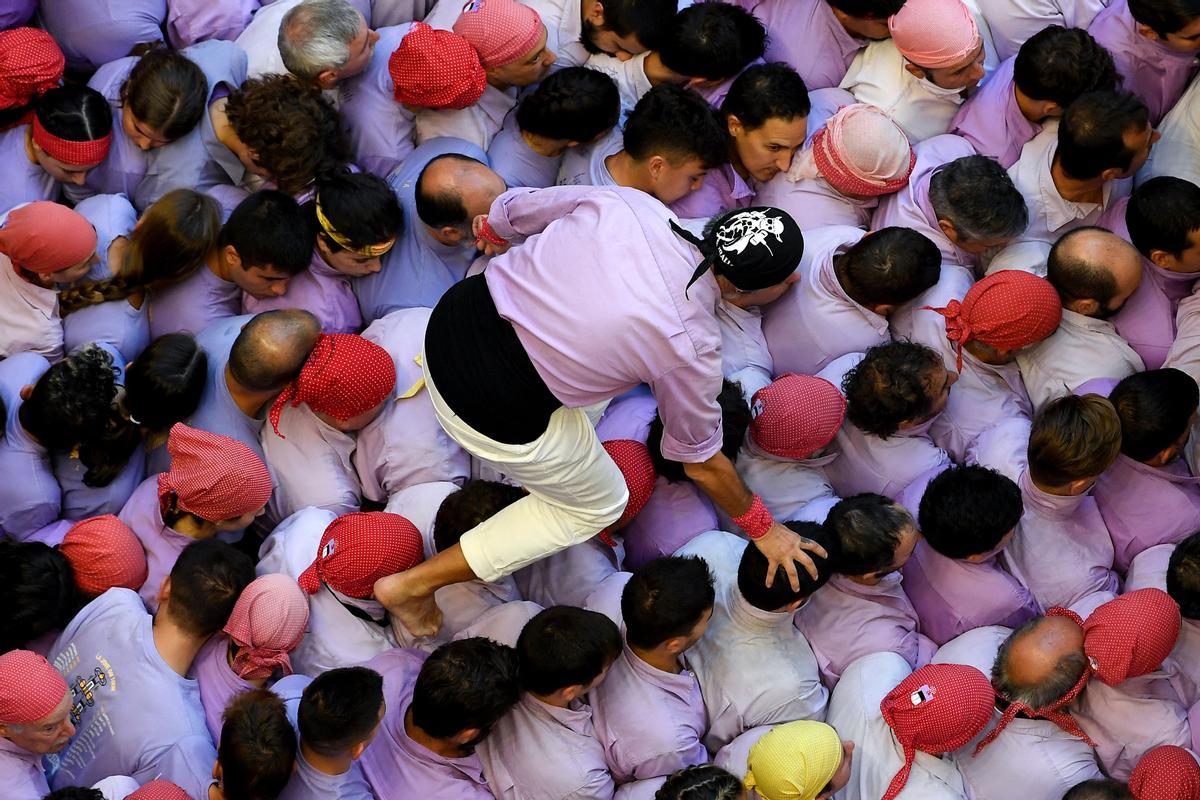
[650,347,725,464]
[486,185,609,243]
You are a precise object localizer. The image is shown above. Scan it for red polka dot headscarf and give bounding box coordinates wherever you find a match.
[750,374,846,460]
[297,512,425,599]
[924,269,1062,370]
[1130,745,1200,800]
[223,573,310,681]
[596,439,658,546]
[127,780,194,800]
[269,333,397,438]
[879,663,995,800]
[389,22,487,110]
[0,28,64,110]
[60,514,148,596]
[157,423,273,522]
[0,650,69,725]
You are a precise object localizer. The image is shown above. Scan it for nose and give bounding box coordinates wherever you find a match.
[135,136,153,151]
[774,152,792,173]
[968,62,985,84]
[62,719,76,739]
[545,49,557,67]
[366,259,383,274]
[69,172,87,186]
[369,29,380,45]
[271,282,288,296]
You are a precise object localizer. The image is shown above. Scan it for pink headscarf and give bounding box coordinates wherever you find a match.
[0,201,96,275]
[888,0,981,70]
[222,573,310,680]
[0,650,68,724]
[157,423,273,522]
[793,104,915,198]
[452,0,545,68]
[127,780,194,800]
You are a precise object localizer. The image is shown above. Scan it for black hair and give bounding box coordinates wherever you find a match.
[648,379,750,482]
[1058,91,1151,181]
[410,638,521,746]
[433,480,529,553]
[1013,26,1119,108]
[298,667,385,756]
[19,344,119,451]
[918,465,1023,559]
[737,521,840,610]
[837,227,940,308]
[824,493,914,577]
[842,341,946,438]
[0,540,78,653]
[166,540,255,637]
[1062,779,1135,800]
[414,153,487,230]
[655,765,745,800]
[516,67,620,143]
[720,62,811,131]
[1046,226,1121,308]
[516,606,623,695]
[658,2,767,81]
[1168,531,1200,619]
[312,170,403,253]
[623,84,728,170]
[621,555,716,650]
[1110,368,1200,462]
[120,47,207,142]
[220,189,315,276]
[1126,176,1200,260]
[586,0,678,51]
[826,0,907,18]
[219,689,298,800]
[927,156,1029,243]
[39,790,105,800]
[30,85,113,154]
[124,333,207,433]
[1129,0,1200,36]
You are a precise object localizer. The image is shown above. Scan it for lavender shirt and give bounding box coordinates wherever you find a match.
[0,737,48,800]
[0,125,59,214]
[1093,454,1200,573]
[1072,670,1191,780]
[272,674,375,800]
[165,0,258,48]
[191,634,253,743]
[38,0,165,71]
[488,110,567,190]
[359,648,494,799]
[734,0,865,89]
[340,24,417,179]
[754,170,876,232]
[0,353,59,539]
[1126,544,1200,708]
[148,263,241,340]
[0,0,36,28]
[184,314,269,465]
[761,226,888,376]
[669,164,756,222]
[244,252,363,334]
[515,536,618,610]
[1090,0,1199,125]
[120,476,198,611]
[622,477,720,570]
[45,589,216,791]
[950,57,1039,169]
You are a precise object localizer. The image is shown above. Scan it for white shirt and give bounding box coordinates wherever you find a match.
[262,401,362,523]
[0,252,63,360]
[1016,309,1144,410]
[236,0,300,78]
[1138,67,1200,187]
[975,0,1107,60]
[414,84,517,150]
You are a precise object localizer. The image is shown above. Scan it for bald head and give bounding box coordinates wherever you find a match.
[228,310,322,392]
[415,154,507,245]
[992,615,1088,710]
[1047,226,1143,318]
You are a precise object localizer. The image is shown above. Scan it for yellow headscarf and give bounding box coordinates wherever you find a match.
[744,721,843,800]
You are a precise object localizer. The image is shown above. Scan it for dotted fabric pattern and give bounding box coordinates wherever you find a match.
[744,720,843,800]
[888,0,980,70]
[269,333,397,438]
[0,650,69,725]
[925,269,1062,371]
[32,114,112,166]
[1083,588,1181,686]
[452,0,544,69]
[156,423,273,522]
[750,373,846,459]
[1129,745,1200,800]
[812,105,915,198]
[0,200,97,275]
[389,22,487,110]
[880,663,995,800]
[60,514,149,596]
[0,28,64,110]
[297,511,425,598]
[126,780,194,800]
[223,573,311,681]
[596,439,658,546]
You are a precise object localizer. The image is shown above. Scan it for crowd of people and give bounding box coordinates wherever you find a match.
[2,0,1200,797]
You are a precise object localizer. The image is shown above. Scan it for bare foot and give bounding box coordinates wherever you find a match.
[374,572,444,638]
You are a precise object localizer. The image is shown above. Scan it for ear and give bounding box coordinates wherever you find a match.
[783,597,808,612]
[157,575,172,610]
[726,114,745,138]
[1149,248,1177,271]
[903,62,926,80]
[1042,100,1063,118]
[585,0,605,25]
[963,552,989,564]
[223,244,242,272]
[439,225,464,244]
[646,154,667,181]
[1065,476,1095,496]
[451,727,482,746]
[18,384,33,401]
[349,740,369,760]
[684,76,707,90]
[867,302,895,317]
[1100,166,1124,182]
[662,635,688,656]
[1064,297,1100,317]
[1135,21,1160,40]
[315,69,340,90]
[936,218,961,244]
[559,684,585,704]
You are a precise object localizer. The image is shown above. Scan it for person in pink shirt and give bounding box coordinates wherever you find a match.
[951,26,1118,169]
[761,226,941,376]
[795,493,935,686]
[903,465,1040,645]
[0,650,74,800]
[477,606,621,800]
[1093,369,1200,572]
[358,639,520,800]
[821,344,956,500]
[757,102,915,232]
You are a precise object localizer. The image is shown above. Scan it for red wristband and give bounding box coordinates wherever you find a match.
[477,215,508,247]
[733,494,774,540]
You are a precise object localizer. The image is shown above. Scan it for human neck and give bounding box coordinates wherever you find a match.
[223,365,276,418]
[224,640,267,688]
[300,740,354,775]
[404,707,467,758]
[630,643,681,674]
[1012,84,1043,123]
[207,248,230,281]
[486,73,511,92]
[605,150,653,193]
[1050,155,1105,204]
[152,612,206,677]
[169,512,218,540]
[520,128,569,158]
[529,689,570,709]
[1030,475,1082,497]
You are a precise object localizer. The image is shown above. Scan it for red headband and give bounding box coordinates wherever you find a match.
[31,114,111,166]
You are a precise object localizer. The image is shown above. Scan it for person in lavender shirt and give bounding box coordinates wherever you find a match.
[151,191,316,341]
[476,606,621,800]
[761,226,940,376]
[0,539,89,658]
[902,465,1040,646]
[37,0,165,71]
[1126,536,1200,707]
[238,0,380,89]
[272,668,382,800]
[588,556,713,784]
[1089,0,1200,125]
[672,64,811,222]
[794,494,936,686]
[45,540,254,791]
[0,650,75,800]
[488,68,620,190]
[192,689,297,800]
[358,639,520,800]
[950,26,1119,170]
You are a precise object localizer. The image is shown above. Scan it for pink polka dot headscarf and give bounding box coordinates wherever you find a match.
[157,423,273,522]
[452,0,545,69]
[808,104,915,198]
[888,0,980,70]
[223,573,310,680]
[0,650,68,725]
